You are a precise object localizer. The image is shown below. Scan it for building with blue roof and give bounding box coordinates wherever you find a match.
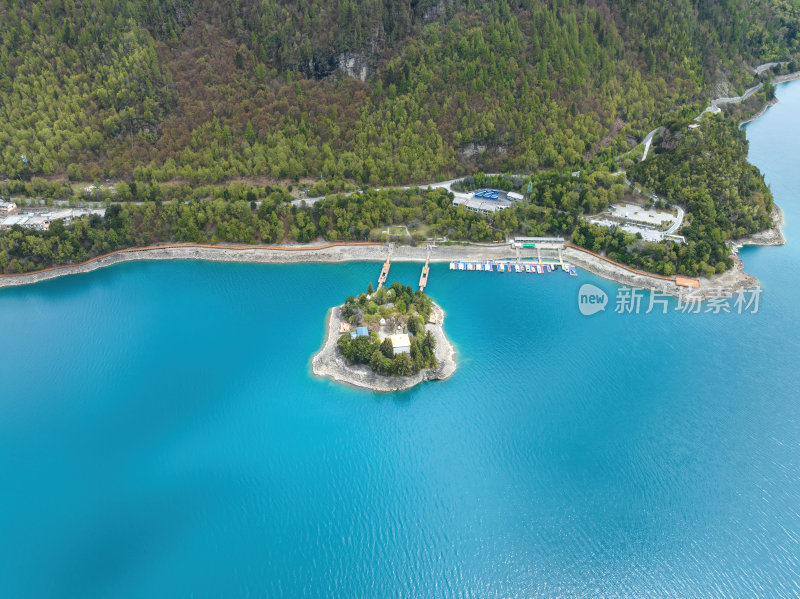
[350,326,370,339]
[452,188,525,215]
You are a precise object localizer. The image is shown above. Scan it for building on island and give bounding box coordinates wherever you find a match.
[452,189,523,216]
[389,333,411,355]
[350,326,369,340]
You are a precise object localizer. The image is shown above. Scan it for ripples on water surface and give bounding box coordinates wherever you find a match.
[1,85,800,598]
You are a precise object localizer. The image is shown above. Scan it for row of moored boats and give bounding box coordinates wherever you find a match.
[449,261,577,276]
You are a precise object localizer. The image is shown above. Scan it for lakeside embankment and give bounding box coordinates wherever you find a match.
[311,303,456,392]
[0,240,689,295]
[0,223,781,299]
[0,242,529,289]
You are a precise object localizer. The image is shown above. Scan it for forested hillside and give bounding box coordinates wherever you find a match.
[2,0,800,183]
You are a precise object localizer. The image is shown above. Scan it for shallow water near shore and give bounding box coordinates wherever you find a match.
[1,84,800,597]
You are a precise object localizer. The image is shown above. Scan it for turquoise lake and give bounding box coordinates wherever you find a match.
[2,84,800,598]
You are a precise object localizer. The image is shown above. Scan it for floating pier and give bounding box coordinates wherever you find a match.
[448,260,577,277]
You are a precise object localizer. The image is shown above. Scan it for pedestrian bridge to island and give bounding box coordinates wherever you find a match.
[418,252,430,291]
[375,244,432,292]
[377,248,392,288]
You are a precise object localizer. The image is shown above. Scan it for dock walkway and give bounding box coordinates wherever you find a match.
[377,246,392,288]
[419,251,430,291]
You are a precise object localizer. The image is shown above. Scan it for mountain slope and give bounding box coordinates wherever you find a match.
[1,0,799,183]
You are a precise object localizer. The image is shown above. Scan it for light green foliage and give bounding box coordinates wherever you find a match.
[0,0,793,277]
[3,0,800,181]
[624,116,773,276]
[335,282,436,376]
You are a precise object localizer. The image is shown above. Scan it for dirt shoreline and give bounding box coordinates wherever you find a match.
[773,71,800,85]
[739,97,780,126]
[0,226,779,298]
[0,243,526,289]
[310,303,456,393]
[733,204,786,248]
[698,203,785,295]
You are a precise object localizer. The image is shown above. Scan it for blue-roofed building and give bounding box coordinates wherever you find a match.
[348,326,371,340]
[453,188,524,215]
[350,327,369,339]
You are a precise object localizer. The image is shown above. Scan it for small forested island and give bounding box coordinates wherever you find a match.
[312,282,456,392]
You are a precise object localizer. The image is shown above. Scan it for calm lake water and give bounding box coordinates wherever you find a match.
[2,84,800,598]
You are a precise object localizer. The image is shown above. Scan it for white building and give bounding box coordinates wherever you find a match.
[0,215,28,229]
[0,213,51,231]
[389,333,411,355]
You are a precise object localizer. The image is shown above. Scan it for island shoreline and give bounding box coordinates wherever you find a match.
[310,303,456,393]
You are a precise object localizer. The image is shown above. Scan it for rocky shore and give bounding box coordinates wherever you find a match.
[0,243,388,288]
[739,97,779,126]
[696,203,785,296]
[0,238,765,300]
[311,303,456,393]
[0,242,529,289]
[732,204,786,248]
[773,71,800,85]
[563,246,682,295]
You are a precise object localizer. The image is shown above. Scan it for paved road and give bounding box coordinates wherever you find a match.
[711,82,763,107]
[290,174,526,207]
[755,61,786,75]
[666,204,685,234]
[640,127,661,161]
[290,192,353,207]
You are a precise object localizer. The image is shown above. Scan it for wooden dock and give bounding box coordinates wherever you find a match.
[377,251,391,288]
[418,253,430,291]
